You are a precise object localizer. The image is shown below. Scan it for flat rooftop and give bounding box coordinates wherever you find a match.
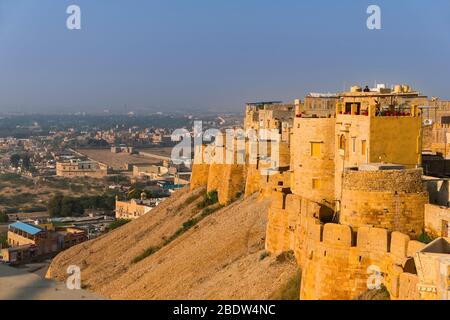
[356,163,406,171]
[9,221,44,236]
[340,91,423,98]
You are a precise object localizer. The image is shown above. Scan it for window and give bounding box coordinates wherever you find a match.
[339,135,346,150]
[345,102,361,114]
[352,137,356,153]
[311,142,321,157]
[312,178,321,190]
[442,220,449,237]
[361,140,367,156]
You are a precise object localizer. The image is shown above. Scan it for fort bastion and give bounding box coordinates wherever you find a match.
[189,85,450,300]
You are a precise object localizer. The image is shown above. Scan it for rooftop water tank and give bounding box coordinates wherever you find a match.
[394,84,403,93]
[351,86,362,93]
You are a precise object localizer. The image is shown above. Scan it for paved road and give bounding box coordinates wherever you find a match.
[0,264,104,300]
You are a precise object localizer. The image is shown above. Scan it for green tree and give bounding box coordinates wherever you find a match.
[22,154,31,170]
[9,154,20,168]
[127,189,144,200]
[60,197,74,217]
[0,233,9,249]
[48,194,64,217]
[0,212,9,223]
[60,197,84,217]
[48,193,117,217]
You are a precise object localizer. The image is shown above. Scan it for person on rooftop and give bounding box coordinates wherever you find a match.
[363,85,371,92]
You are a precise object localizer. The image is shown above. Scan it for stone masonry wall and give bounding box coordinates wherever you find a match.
[190,145,211,191]
[291,118,335,208]
[244,163,260,197]
[340,169,428,238]
[218,163,245,205]
[299,224,425,300]
[342,169,425,193]
[190,163,210,191]
[265,189,425,300]
[424,204,450,237]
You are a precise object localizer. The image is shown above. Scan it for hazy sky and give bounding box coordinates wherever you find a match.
[0,0,449,113]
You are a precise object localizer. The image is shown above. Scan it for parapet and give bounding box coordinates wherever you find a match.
[343,167,425,193]
[340,166,427,237]
[306,223,425,260]
[299,222,430,300]
[322,224,352,247]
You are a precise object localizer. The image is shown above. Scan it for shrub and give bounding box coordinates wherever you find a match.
[418,231,435,244]
[200,205,223,218]
[131,202,223,265]
[185,194,200,206]
[106,175,130,184]
[259,251,270,261]
[69,184,84,193]
[0,173,22,182]
[276,250,295,263]
[197,190,219,209]
[182,219,197,230]
[206,191,219,205]
[131,246,161,264]
[354,285,391,300]
[108,219,131,231]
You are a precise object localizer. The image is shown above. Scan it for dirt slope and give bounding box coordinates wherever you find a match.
[47,188,297,300]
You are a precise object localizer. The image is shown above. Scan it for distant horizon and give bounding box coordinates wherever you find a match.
[0,81,447,115]
[1,0,450,112]
[0,106,244,116]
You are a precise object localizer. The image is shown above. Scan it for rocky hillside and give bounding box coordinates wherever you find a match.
[46,188,298,300]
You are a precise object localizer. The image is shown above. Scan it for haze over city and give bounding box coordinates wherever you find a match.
[1,0,450,113]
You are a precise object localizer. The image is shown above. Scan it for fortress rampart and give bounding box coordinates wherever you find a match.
[265,187,425,299]
[189,89,449,300]
[190,145,211,191]
[340,169,428,237]
[299,221,426,300]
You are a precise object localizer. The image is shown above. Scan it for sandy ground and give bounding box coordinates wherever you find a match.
[139,147,173,158]
[0,175,105,214]
[76,149,161,170]
[47,188,297,300]
[0,264,103,300]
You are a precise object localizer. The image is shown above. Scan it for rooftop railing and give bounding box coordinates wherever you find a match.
[336,104,421,117]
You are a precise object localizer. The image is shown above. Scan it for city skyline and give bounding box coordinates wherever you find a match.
[1,0,450,113]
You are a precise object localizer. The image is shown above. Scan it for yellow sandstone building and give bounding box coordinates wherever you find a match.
[189,84,450,300]
[56,159,109,178]
[115,194,156,220]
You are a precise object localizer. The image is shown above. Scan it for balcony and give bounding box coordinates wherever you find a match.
[336,103,420,118]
